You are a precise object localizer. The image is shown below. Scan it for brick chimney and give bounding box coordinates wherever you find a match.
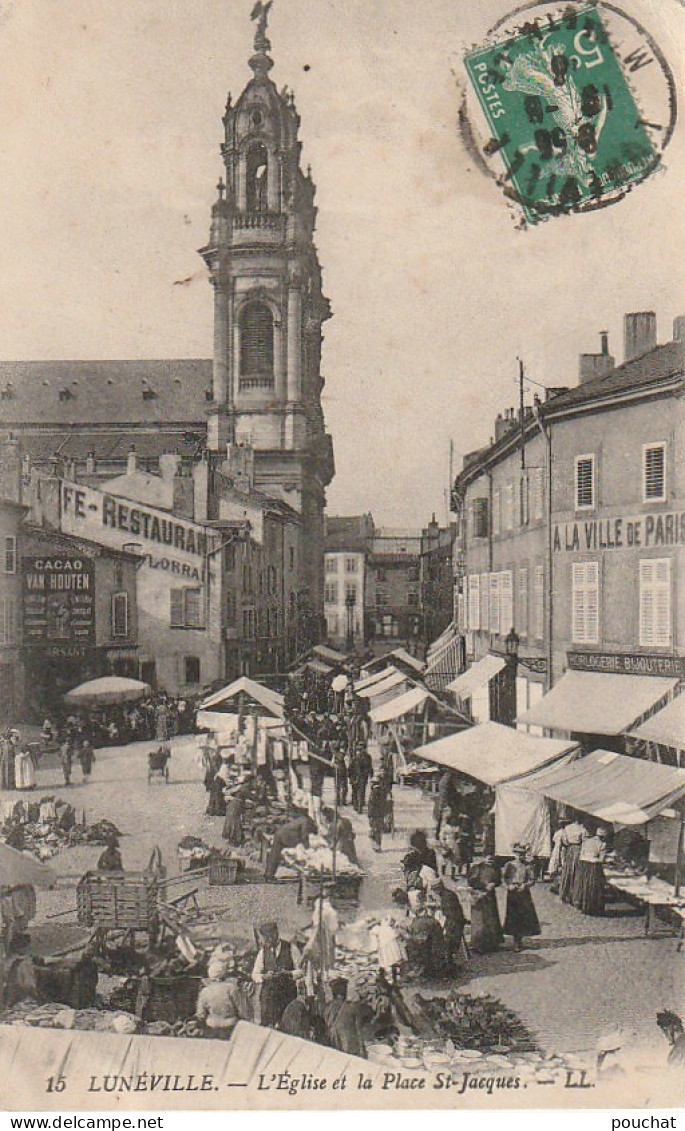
[159,452,181,481]
[579,330,615,384]
[624,311,656,361]
[672,316,685,342]
[127,446,137,475]
[172,464,195,520]
[0,434,22,504]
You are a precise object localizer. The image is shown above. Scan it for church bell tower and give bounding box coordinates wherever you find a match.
[199,2,334,620]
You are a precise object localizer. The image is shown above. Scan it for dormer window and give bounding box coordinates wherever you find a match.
[246,143,268,213]
[58,387,75,402]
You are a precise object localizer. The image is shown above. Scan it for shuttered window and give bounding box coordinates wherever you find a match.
[503,484,515,531]
[532,564,545,639]
[170,588,204,629]
[500,570,513,635]
[324,582,337,604]
[575,455,595,510]
[111,592,129,638]
[468,574,481,630]
[0,597,15,645]
[492,491,501,536]
[4,536,16,575]
[520,474,529,527]
[518,567,528,637]
[572,561,599,644]
[490,573,501,635]
[457,591,466,632]
[643,444,666,503]
[639,558,672,647]
[472,498,489,539]
[529,467,544,523]
[480,572,490,632]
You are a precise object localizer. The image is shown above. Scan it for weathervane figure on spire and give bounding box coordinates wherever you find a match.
[250,1,273,53]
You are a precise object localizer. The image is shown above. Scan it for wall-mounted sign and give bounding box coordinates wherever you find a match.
[60,482,209,558]
[553,512,685,553]
[22,556,95,648]
[567,650,684,679]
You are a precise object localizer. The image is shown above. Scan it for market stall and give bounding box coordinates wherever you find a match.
[525,749,685,933]
[628,695,685,766]
[516,670,679,739]
[413,722,578,856]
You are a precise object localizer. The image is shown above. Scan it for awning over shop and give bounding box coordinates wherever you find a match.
[385,647,426,673]
[628,695,685,751]
[300,659,334,675]
[516,670,678,735]
[199,676,284,719]
[356,669,408,699]
[370,685,432,724]
[424,625,463,692]
[526,748,685,825]
[446,654,507,699]
[414,721,576,785]
[0,843,57,889]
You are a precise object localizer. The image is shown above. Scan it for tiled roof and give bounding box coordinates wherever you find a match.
[546,340,683,412]
[0,359,212,425]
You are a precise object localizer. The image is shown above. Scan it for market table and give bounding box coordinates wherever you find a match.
[604,867,685,940]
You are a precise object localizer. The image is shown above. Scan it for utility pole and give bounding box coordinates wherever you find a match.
[518,358,526,471]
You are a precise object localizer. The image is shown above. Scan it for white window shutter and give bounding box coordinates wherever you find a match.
[533,564,544,639]
[585,562,599,644]
[518,568,528,636]
[490,573,500,634]
[500,570,513,634]
[572,563,585,643]
[480,572,490,632]
[469,574,481,630]
[640,559,671,647]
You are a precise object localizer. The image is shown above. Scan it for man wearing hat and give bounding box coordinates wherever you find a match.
[251,921,300,1027]
[367,772,387,852]
[264,812,316,881]
[502,843,541,952]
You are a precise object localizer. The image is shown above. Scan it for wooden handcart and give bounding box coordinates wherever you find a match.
[77,869,161,952]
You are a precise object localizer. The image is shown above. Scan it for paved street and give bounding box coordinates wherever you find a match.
[13,733,683,1061]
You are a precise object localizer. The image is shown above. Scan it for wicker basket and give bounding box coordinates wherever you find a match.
[77,871,159,930]
[208,857,240,886]
[298,870,363,908]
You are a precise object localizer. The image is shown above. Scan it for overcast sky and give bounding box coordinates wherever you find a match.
[0,0,683,525]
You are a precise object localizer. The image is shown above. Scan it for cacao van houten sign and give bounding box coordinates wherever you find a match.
[567,651,684,678]
[22,555,96,648]
[553,512,685,552]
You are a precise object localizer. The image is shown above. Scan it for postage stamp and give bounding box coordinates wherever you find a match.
[464,2,676,223]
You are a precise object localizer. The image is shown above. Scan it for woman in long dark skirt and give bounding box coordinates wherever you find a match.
[206,772,227,817]
[573,828,609,915]
[467,856,503,953]
[558,817,587,903]
[503,843,541,951]
[222,791,246,846]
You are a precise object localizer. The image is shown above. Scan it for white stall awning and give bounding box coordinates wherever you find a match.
[370,685,432,724]
[516,670,678,735]
[414,720,576,786]
[446,654,506,699]
[628,695,685,751]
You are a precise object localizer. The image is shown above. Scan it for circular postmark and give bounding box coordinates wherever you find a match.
[461,1,677,225]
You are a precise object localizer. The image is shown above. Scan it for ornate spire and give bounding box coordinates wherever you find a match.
[249,1,274,74]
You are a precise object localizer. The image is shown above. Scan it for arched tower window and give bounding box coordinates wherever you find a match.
[240,302,274,387]
[246,143,269,213]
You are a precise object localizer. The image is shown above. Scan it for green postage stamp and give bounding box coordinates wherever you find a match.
[464,4,665,223]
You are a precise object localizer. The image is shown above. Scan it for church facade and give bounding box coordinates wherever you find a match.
[0,10,334,685]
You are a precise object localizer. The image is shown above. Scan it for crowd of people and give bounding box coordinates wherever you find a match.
[0,694,195,793]
[548,814,612,917]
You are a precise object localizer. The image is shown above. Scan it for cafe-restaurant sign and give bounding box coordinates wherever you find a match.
[553,511,685,553]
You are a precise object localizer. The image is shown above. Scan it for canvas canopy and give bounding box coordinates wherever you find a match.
[312,643,348,664]
[414,721,576,785]
[0,842,57,889]
[354,665,397,692]
[0,1021,387,1112]
[526,748,685,825]
[65,676,151,705]
[516,670,678,735]
[370,685,432,724]
[384,647,426,673]
[199,676,284,719]
[628,695,685,751]
[446,654,506,699]
[356,669,408,699]
[424,624,463,691]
